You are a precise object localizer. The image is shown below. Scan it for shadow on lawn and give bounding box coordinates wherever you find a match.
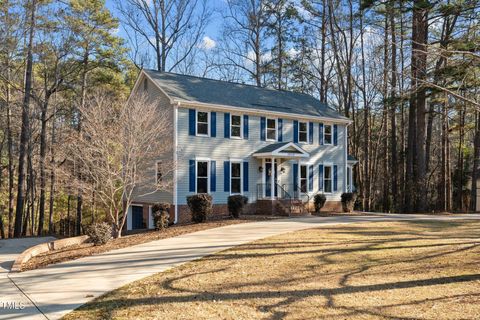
[74,220,480,320]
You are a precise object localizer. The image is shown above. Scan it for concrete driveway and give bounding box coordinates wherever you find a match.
[4,214,480,320]
[0,237,55,320]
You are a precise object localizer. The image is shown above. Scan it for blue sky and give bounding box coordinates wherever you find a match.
[105,0,226,52]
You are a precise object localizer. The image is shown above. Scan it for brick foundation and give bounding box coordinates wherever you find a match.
[321,201,342,212]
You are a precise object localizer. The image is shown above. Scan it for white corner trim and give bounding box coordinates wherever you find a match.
[173,104,178,224]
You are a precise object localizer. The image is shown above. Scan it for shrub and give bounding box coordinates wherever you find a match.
[152,203,171,230]
[228,195,248,218]
[341,192,357,213]
[314,194,327,213]
[187,194,213,223]
[86,222,112,245]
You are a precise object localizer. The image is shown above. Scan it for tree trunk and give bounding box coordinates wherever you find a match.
[413,0,428,212]
[48,104,57,233]
[470,111,480,212]
[389,0,398,211]
[37,99,49,235]
[14,0,37,237]
[6,61,15,238]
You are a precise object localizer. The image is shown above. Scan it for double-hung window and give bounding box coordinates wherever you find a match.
[196,111,209,136]
[231,115,242,138]
[155,161,162,184]
[231,162,242,194]
[324,165,332,193]
[266,118,277,141]
[300,165,308,193]
[196,161,209,193]
[299,121,308,143]
[324,124,332,145]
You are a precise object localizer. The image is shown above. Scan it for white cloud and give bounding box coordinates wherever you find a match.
[201,36,216,50]
[288,47,300,58]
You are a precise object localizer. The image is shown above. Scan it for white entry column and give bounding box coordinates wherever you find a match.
[271,157,275,200]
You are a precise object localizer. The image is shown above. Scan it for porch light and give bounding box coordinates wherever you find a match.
[258,166,263,173]
[280,167,286,174]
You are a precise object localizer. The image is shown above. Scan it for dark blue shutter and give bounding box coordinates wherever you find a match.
[278,119,283,142]
[334,124,338,145]
[188,109,196,136]
[308,165,313,191]
[189,160,195,192]
[260,117,266,141]
[210,160,216,192]
[243,115,249,139]
[319,164,324,191]
[319,123,324,145]
[243,161,249,192]
[293,120,299,143]
[224,113,230,138]
[333,165,338,191]
[211,112,216,137]
[309,122,314,144]
[224,161,230,192]
[293,163,298,189]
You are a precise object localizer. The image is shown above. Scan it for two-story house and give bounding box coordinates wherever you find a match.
[125,69,357,230]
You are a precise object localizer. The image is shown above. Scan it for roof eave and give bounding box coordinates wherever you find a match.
[174,99,352,124]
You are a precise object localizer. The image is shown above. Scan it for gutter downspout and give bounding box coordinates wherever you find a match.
[174,102,179,224]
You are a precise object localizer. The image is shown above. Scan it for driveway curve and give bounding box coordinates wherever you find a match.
[0,237,55,320]
[5,213,480,320]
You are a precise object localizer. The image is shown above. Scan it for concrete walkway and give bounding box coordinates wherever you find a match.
[0,237,55,320]
[4,213,480,320]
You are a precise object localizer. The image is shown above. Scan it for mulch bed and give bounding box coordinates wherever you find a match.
[21,215,282,272]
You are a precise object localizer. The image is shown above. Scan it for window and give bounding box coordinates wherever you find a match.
[196,161,209,193]
[300,165,308,193]
[324,124,332,145]
[324,165,332,193]
[196,111,209,136]
[231,162,242,194]
[299,121,308,143]
[143,78,148,92]
[155,161,162,184]
[231,115,242,138]
[266,118,277,141]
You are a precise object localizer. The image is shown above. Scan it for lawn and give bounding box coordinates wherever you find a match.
[64,220,480,320]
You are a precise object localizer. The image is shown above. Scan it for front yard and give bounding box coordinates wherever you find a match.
[64,220,480,320]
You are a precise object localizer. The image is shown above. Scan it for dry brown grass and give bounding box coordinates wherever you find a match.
[64,220,480,320]
[24,216,280,272]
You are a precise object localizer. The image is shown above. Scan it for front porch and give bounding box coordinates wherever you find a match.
[253,142,312,216]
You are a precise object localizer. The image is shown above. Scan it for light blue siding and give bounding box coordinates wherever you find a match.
[176,107,347,205]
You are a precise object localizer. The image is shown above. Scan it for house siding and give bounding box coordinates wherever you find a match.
[176,106,347,206]
[129,74,174,205]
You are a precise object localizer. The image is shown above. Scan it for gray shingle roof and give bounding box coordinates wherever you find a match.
[254,142,291,153]
[144,70,348,120]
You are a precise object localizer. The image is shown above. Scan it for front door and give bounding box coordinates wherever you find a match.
[265,161,278,197]
[131,205,144,229]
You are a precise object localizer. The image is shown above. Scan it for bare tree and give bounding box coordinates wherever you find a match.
[62,93,174,238]
[116,0,210,72]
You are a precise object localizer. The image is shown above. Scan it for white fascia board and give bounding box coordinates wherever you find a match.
[175,100,352,125]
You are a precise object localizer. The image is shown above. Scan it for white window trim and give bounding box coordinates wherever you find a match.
[195,160,210,194]
[230,114,243,139]
[155,160,162,184]
[324,123,333,145]
[230,161,243,195]
[323,163,333,194]
[299,164,309,193]
[195,110,210,137]
[298,121,309,143]
[266,118,278,142]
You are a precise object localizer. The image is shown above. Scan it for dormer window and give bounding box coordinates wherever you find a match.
[266,118,277,141]
[298,121,308,143]
[196,111,209,136]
